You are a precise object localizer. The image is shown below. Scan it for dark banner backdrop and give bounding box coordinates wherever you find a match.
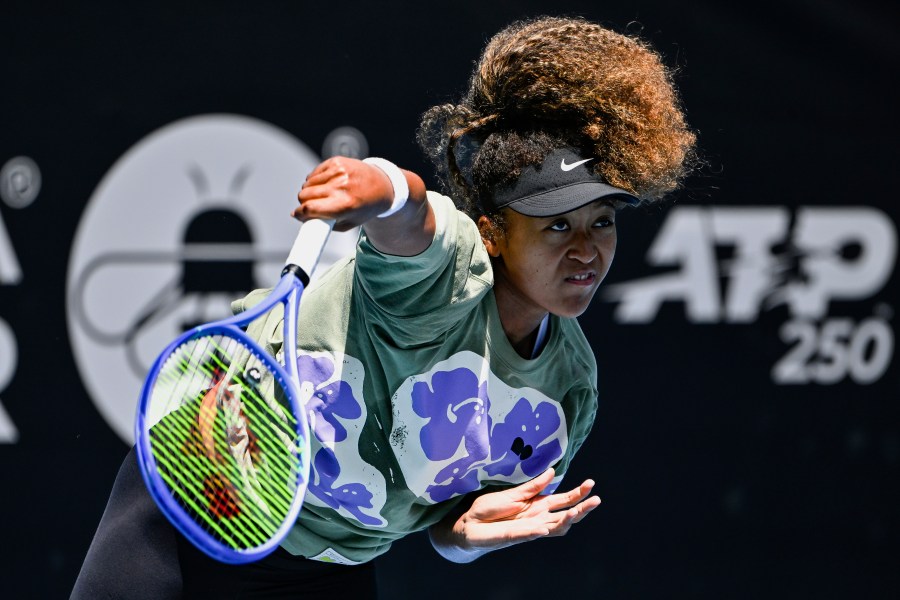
[1,1,897,598]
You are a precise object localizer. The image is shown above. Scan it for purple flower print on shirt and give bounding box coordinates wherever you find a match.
[296,354,361,444]
[411,368,490,460]
[390,352,572,504]
[411,368,491,501]
[308,447,381,526]
[296,353,382,524]
[484,397,562,478]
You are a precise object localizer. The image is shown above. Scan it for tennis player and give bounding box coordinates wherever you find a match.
[73,15,695,598]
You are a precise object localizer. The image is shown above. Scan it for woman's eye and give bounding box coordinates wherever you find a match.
[594,217,614,228]
[548,221,570,231]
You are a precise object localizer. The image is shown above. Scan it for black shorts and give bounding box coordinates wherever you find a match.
[72,447,378,599]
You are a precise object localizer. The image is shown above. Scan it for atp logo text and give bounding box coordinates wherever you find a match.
[605,206,897,385]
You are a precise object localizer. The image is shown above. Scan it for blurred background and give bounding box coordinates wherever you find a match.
[1,1,897,597]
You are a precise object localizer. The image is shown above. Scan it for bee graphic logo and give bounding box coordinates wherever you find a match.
[67,114,360,442]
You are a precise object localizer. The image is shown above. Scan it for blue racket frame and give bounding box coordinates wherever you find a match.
[135,261,312,564]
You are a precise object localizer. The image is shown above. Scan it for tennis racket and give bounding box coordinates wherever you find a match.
[135,218,333,564]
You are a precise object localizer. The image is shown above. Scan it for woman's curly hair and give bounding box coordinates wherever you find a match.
[417,16,697,219]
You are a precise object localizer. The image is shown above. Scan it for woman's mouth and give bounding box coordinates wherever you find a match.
[565,272,596,286]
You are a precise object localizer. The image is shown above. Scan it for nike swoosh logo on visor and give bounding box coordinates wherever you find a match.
[560,158,593,171]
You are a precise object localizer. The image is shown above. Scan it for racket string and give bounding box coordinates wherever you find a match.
[145,333,305,551]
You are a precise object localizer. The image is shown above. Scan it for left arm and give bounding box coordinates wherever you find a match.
[428,468,601,563]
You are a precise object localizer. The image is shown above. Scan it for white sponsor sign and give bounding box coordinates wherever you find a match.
[67,114,358,442]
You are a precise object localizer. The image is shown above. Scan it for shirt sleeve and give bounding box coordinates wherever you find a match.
[353,191,493,348]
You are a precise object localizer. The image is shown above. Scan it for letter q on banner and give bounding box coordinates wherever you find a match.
[66,114,359,443]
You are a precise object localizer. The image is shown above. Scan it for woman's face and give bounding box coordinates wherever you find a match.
[482,200,618,321]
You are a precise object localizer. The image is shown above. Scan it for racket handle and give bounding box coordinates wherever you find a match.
[284,219,335,282]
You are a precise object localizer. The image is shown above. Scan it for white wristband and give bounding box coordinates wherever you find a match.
[363,157,409,218]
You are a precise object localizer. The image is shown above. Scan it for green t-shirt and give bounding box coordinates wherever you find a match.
[233,192,599,565]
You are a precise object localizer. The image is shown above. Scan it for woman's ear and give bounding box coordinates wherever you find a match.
[478,215,503,258]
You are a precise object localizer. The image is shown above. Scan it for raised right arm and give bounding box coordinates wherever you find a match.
[293,156,434,257]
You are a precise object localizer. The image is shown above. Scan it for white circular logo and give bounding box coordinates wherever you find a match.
[67,114,358,443]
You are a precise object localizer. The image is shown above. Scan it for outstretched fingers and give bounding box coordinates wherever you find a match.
[530,478,601,537]
[544,478,598,512]
[550,493,601,532]
[507,468,556,502]
[509,488,601,541]
[456,473,602,553]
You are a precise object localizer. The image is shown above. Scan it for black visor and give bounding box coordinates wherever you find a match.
[488,147,639,217]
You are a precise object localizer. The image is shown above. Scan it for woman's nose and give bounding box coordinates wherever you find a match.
[566,233,598,263]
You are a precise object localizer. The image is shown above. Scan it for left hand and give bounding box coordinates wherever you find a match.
[451,468,601,553]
